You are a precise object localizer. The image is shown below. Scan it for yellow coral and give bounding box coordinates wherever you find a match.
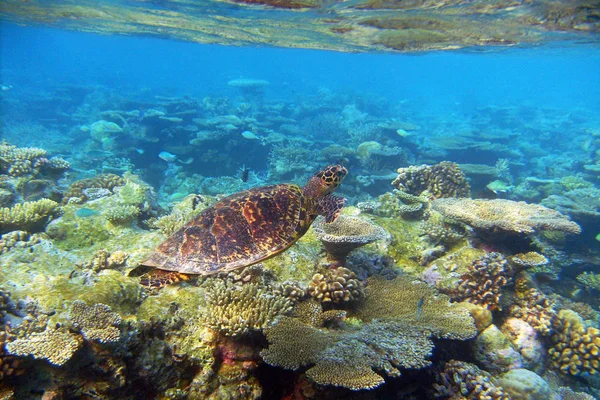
[0,198,60,233]
[510,252,548,269]
[548,309,600,376]
[69,300,122,343]
[392,161,470,199]
[5,327,82,366]
[510,272,556,335]
[202,279,293,337]
[308,267,364,304]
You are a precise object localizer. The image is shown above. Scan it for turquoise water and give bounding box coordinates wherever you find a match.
[1,14,600,400]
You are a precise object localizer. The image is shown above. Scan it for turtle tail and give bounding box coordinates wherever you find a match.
[316,194,346,223]
[140,269,191,289]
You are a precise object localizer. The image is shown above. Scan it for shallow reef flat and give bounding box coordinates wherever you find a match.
[1,0,600,52]
[1,140,599,398]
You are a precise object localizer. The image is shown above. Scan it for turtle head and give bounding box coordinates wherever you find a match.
[304,165,347,198]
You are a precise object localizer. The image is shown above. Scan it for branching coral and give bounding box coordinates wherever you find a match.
[5,326,83,366]
[548,309,600,376]
[202,279,293,337]
[0,198,61,234]
[576,271,600,291]
[0,143,47,177]
[308,267,364,304]
[392,161,470,199]
[62,173,126,204]
[69,300,122,343]
[312,215,388,264]
[432,198,582,235]
[433,360,509,399]
[509,272,556,336]
[438,252,512,311]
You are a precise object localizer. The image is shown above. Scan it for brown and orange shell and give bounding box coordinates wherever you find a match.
[141,184,314,275]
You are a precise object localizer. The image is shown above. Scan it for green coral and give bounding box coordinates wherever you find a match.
[202,279,293,337]
[104,204,141,224]
[576,271,600,291]
[0,198,61,234]
[69,300,122,343]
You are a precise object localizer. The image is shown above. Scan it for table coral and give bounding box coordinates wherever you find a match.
[69,300,122,343]
[432,198,582,235]
[308,267,364,304]
[0,198,61,234]
[5,326,83,366]
[202,279,293,337]
[312,215,389,264]
[548,309,600,376]
[392,161,470,199]
[510,251,549,270]
[439,252,512,311]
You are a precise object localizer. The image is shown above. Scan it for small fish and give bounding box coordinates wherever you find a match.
[240,165,250,182]
[416,296,425,321]
[158,151,177,163]
[75,208,99,218]
[241,131,259,140]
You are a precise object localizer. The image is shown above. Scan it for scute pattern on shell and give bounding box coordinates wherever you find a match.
[143,184,311,275]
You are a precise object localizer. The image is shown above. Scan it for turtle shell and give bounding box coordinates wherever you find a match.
[141,184,313,275]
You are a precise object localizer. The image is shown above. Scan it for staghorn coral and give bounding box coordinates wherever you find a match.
[548,309,600,377]
[432,198,582,235]
[433,359,509,399]
[392,161,470,199]
[577,271,600,291]
[510,272,556,336]
[312,215,388,264]
[62,173,126,204]
[0,198,61,234]
[5,326,83,366]
[69,300,122,343]
[202,278,293,337]
[308,267,364,304]
[438,252,512,311]
[357,276,477,340]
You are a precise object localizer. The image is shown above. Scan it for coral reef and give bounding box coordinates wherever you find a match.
[0,230,42,253]
[473,324,523,372]
[5,326,83,366]
[0,198,61,233]
[312,215,388,264]
[308,267,364,304]
[0,142,69,177]
[432,198,582,235]
[577,271,600,291]
[438,252,512,311]
[62,173,126,204]
[548,309,600,376]
[510,272,556,336]
[69,300,122,343]
[510,251,549,270]
[433,360,509,399]
[392,161,470,199]
[202,278,293,337]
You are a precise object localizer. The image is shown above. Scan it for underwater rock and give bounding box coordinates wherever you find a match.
[473,324,523,373]
[501,318,545,371]
[498,369,551,400]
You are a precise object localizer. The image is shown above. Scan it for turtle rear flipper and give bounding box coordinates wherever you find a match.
[140,269,191,289]
[316,194,346,223]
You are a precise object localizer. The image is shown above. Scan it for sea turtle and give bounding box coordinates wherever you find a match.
[135,165,348,288]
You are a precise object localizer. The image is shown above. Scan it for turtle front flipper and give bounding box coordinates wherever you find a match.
[316,194,346,223]
[139,269,191,289]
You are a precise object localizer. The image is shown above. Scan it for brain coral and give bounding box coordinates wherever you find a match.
[392,161,470,199]
[431,198,581,235]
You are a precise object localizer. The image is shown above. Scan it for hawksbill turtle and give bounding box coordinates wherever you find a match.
[135,165,348,288]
